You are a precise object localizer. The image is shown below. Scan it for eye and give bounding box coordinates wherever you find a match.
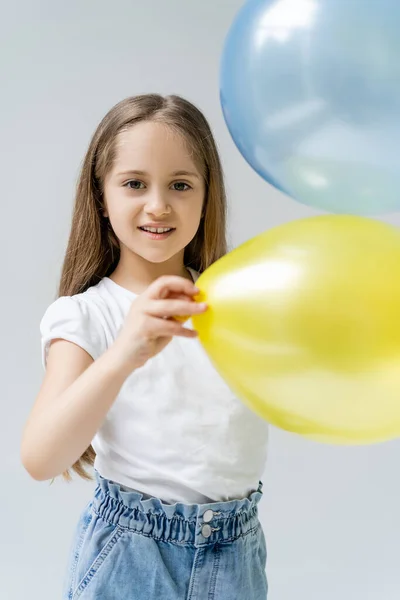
[124,180,145,190]
[172,181,192,192]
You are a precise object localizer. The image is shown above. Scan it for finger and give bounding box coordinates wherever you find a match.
[166,292,194,301]
[173,326,198,339]
[164,292,194,322]
[149,317,198,338]
[147,299,207,318]
[148,276,199,300]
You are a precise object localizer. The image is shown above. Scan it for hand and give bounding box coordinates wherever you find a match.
[113,275,207,370]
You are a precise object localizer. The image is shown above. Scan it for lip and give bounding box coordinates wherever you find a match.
[140,223,175,229]
[138,225,175,241]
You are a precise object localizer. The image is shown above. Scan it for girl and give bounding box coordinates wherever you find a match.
[21,94,269,600]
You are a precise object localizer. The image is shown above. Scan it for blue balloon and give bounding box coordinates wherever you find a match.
[220,0,400,215]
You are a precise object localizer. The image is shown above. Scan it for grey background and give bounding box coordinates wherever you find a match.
[1,1,400,598]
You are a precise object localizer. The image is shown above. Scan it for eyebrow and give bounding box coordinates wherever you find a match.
[116,169,201,179]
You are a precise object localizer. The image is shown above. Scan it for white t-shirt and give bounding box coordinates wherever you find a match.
[40,271,269,504]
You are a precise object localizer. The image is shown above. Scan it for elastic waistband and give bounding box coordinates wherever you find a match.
[92,472,263,548]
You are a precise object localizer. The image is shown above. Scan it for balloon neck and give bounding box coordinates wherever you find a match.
[195,290,207,303]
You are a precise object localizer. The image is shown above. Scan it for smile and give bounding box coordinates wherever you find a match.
[139,226,174,233]
[138,226,176,240]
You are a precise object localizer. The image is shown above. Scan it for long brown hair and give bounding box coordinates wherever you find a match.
[57,94,227,481]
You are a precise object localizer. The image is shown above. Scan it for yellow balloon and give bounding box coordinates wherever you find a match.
[192,215,400,445]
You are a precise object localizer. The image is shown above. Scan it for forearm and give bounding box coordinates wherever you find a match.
[21,343,133,481]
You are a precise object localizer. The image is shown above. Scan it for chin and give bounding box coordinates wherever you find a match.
[124,236,189,265]
[137,250,178,264]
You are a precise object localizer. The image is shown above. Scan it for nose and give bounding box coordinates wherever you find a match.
[144,188,171,217]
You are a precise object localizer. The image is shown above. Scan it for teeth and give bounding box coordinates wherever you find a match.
[142,227,172,233]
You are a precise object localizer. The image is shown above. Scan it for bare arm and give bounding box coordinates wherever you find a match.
[21,340,133,481]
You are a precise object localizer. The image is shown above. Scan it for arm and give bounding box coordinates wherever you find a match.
[21,339,133,481]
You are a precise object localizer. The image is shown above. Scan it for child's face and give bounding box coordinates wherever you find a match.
[103,121,205,266]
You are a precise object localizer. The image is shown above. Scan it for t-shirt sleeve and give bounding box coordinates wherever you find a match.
[40,296,106,369]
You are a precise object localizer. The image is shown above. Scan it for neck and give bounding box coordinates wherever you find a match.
[109,248,192,294]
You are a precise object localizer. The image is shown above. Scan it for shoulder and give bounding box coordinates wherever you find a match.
[40,281,110,367]
[40,282,107,331]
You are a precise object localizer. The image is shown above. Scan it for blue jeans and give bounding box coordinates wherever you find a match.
[63,471,268,599]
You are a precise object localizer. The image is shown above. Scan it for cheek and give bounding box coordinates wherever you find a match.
[106,193,140,228]
[181,194,204,223]
[181,206,203,237]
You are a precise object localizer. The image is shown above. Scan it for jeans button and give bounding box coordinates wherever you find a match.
[201,524,212,538]
[203,510,214,523]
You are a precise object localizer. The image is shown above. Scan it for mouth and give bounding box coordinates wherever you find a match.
[138,226,176,240]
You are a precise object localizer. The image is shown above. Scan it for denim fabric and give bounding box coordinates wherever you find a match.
[63,471,268,599]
